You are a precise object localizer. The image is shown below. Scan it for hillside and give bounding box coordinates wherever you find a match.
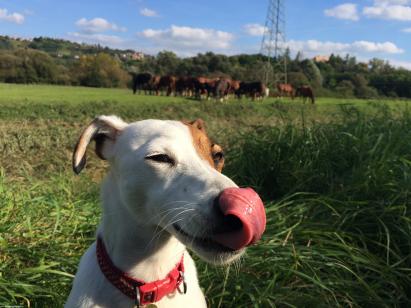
[0,35,145,63]
[1,35,411,98]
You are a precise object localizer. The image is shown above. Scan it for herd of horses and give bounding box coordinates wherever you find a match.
[277,83,315,104]
[131,72,315,103]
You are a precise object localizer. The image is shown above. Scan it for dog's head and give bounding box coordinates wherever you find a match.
[73,116,266,265]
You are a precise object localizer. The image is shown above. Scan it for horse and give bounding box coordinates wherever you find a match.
[214,78,231,101]
[236,82,267,100]
[158,75,177,96]
[295,86,315,104]
[277,83,294,98]
[131,73,152,94]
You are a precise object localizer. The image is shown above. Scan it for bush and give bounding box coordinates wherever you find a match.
[288,72,309,87]
[335,80,355,98]
[0,49,59,84]
[71,53,130,88]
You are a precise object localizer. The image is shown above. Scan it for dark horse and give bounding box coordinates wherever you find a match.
[131,73,152,94]
[295,86,315,104]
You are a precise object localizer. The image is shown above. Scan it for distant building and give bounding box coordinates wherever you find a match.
[131,52,145,61]
[313,55,330,63]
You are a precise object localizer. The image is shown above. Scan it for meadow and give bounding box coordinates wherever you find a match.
[0,83,411,307]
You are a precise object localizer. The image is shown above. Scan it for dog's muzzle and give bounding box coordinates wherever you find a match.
[212,187,266,250]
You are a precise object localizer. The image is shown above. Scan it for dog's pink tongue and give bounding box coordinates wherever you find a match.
[213,188,266,251]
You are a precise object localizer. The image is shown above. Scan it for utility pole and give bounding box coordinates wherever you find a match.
[260,0,288,87]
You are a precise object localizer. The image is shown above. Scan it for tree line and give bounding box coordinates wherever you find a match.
[1,36,411,98]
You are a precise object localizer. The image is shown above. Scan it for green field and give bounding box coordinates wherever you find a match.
[1,83,411,307]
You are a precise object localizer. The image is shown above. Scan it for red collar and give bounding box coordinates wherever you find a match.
[96,236,186,307]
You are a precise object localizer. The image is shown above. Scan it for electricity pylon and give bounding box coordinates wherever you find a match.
[260,0,288,87]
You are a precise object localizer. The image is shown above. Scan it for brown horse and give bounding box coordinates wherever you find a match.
[295,86,315,104]
[149,75,161,95]
[277,83,294,98]
[158,75,177,96]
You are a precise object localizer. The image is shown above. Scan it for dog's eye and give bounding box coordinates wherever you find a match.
[213,151,224,162]
[145,154,175,165]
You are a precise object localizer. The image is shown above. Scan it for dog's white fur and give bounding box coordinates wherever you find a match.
[66,116,245,308]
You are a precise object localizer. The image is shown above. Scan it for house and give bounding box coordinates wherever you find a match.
[313,55,330,63]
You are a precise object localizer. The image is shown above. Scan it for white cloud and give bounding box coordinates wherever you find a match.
[363,0,411,20]
[75,18,126,34]
[68,32,124,46]
[140,8,159,17]
[373,0,411,5]
[324,3,359,21]
[353,41,404,53]
[139,25,234,55]
[243,23,267,36]
[0,8,25,24]
[286,39,404,56]
[402,27,411,32]
[388,59,411,69]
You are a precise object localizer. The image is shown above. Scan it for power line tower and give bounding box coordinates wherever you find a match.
[260,0,288,87]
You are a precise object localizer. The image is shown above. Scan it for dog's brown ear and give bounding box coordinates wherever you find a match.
[190,119,205,131]
[72,115,127,174]
[211,144,225,172]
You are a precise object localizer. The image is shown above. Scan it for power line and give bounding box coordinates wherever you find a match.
[260,0,288,87]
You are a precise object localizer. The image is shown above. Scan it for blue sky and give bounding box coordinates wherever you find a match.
[1,0,411,68]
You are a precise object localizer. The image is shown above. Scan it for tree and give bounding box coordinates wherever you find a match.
[301,59,323,88]
[72,53,130,88]
[370,70,411,98]
[352,74,378,98]
[0,49,59,83]
[288,72,309,87]
[156,51,180,75]
[369,58,393,74]
[335,80,355,98]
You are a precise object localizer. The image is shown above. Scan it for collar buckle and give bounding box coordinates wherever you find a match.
[139,283,158,305]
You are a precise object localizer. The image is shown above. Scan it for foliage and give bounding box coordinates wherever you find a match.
[1,36,411,98]
[71,53,130,88]
[335,80,355,98]
[288,71,309,87]
[301,59,323,88]
[370,69,411,98]
[0,49,60,84]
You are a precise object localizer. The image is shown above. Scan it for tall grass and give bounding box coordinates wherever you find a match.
[0,96,410,306]
[0,174,100,306]
[203,106,411,307]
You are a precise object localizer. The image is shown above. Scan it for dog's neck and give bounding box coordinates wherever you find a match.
[97,174,186,282]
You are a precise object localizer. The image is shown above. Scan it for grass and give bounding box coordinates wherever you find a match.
[0,83,410,307]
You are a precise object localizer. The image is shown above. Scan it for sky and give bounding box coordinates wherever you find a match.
[1,0,411,68]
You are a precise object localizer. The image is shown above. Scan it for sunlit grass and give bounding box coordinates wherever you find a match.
[0,83,410,307]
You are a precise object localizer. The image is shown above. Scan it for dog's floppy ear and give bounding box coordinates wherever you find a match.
[190,119,205,131]
[72,115,127,174]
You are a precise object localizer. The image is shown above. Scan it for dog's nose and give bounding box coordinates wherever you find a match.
[213,187,266,251]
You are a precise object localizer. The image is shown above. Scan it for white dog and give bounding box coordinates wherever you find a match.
[66,116,266,308]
